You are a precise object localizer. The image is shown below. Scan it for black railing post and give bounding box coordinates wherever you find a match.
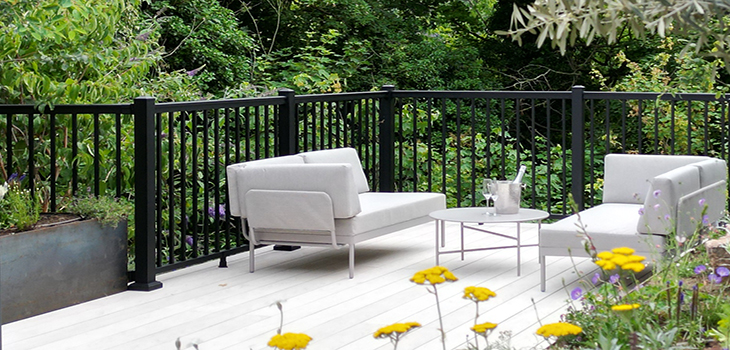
[278,88,297,156]
[379,85,396,192]
[571,85,586,210]
[129,97,163,291]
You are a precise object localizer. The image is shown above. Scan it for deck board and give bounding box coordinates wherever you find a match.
[3,221,596,350]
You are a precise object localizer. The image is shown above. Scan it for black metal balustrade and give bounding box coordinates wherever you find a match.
[1,86,729,290]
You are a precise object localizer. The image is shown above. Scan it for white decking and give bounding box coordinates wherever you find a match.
[2,220,597,350]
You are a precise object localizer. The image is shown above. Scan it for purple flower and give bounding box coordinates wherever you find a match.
[699,198,706,206]
[592,272,600,284]
[186,67,202,77]
[717,266,730,277]
[208,204,226,219]
[694,265,707,274]
[185,235,193,246]
[709,273,722,284]
[609,274,620,284]
[7,173,17,181]
[703,215,710,225]
[653,190,661,198]
[571,287,583,300]
[664,214,671,221]
[653,204,660,211]
[679,292,685,304]
[638,208,645,215]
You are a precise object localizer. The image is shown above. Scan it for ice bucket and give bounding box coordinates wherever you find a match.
[494,181,522,214]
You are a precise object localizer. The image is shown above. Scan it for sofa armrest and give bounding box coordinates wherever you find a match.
[245,189,337,247]
[227,163,361,219]
[676,180,728,238]
[637,165,700,235]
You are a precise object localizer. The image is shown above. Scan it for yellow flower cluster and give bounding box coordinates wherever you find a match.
[267,332,312,350]
[536,322,583,338]
[611,303,641,311]
[471,322,498,334]
[594,247,646,272]
[410,266,458,285]
[373,322,421,338]
[463,286,497,302]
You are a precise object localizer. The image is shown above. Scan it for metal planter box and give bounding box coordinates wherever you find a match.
[0,218,128,324]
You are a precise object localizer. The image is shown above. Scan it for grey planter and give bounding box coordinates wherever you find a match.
[0,217,128,324]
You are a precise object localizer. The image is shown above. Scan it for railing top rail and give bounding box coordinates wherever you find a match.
[393,90,571,99]
[0,104,133,114]
[155,96,286,113]
[585,91,730,102]
[293,91,386,103]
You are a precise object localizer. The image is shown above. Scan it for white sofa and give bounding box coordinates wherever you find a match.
[539,154,727,291]
[226,147,446,278]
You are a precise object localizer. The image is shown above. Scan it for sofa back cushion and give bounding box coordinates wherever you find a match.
[690,158,728,187]
[298,148,370,193]
[226,155,305,218]
[603,154,708,204]
[637,165,701,235]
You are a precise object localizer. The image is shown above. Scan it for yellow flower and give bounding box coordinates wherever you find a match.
[610,254,630,267]
[611,247,635,255]
[596,251,614,260]
[410,266,458,285]
[611,303,641,311]
[536,322,582,338]
[595,259,617,270]
[374,322,421,338]
[463,286,496,302]
[471,322,498,334]
[268,332,312,350]
[621,262,645,273]
[626,254,646,263]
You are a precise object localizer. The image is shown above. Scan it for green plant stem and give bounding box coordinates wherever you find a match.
[474,302,480,349]
[432,285,446,350]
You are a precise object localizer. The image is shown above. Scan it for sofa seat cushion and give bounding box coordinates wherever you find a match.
[335,192,446,236]
[540,203,665,258]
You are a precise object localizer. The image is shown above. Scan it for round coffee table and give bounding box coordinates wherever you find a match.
[429,207,549,276]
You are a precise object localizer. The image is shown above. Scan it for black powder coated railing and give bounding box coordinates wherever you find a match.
[1,86,729,290]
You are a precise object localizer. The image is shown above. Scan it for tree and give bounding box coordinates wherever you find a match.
[497,0,730,67]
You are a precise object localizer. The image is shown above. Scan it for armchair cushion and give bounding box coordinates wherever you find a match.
[298,148,370,193]
[229,163,361,219]
[637,165,700,235]
[691,158,728,187]
[603,154,708,204]
[227,155,305,217]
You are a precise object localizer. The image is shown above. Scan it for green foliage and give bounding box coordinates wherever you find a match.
[0,180,41,231]
[67,195,133,228]
[498,0,730,70]
[148,0,257,96]
[0,0,200,108]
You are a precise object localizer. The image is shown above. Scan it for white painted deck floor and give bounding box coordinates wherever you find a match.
[3,220,598,350]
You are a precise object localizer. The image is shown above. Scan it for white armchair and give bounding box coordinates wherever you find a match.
[226,148,446,278]
[539,154,727,291]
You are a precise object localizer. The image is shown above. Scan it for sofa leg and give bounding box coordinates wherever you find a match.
[349,244,355,279]
[540,254,546,292]
[249,245,255,273]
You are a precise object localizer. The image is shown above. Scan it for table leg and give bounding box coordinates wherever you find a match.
[441,220,446,248]
[435,219,440,265]
[460,222,465,261]
[517,222,521,276]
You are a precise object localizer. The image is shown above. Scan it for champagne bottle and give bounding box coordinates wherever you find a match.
[513,165,526,184]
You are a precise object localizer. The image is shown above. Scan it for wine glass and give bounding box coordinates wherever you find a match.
[482,179,495,215]
[489,181,499,216]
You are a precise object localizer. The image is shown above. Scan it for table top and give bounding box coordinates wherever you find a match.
[429,207,549,224]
